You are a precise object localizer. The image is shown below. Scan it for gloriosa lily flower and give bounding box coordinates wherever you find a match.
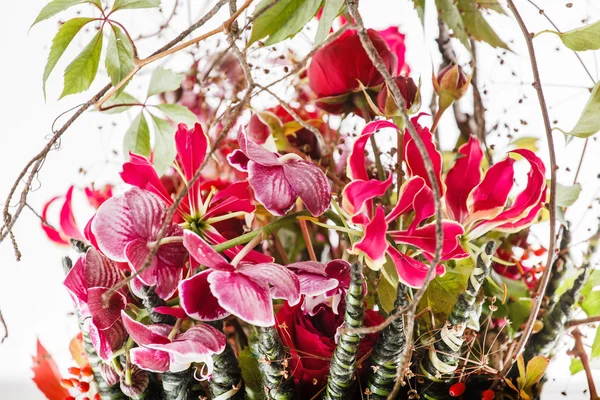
[228,130,331,217]
[178,231,301,327]
[343,120,467,287]
[121,311,226,378]
[92,187,188,300]
[64,248,127,360]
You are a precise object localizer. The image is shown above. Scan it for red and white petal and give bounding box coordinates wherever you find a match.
[386,177,425,224]
[351,206,389,270]
[124,188,167,241]
[342,175,392,217]
[387,246,434,288]
[227,149,250,172]
[237,262,301,306]
[237,130,280,166]
[151,325,226,358]
[297,275,339,296]
[444,136,484,224]
[120,311,171,346]
[179,270,230,321]
[89,320,127,361]
[84,247,122,291]
[183,230,233,271]
[467,157,515,223]
[403,116,444,194]
[390,221,465,260]
[87,287,127,330]
[208,271,275,327]
[120,154,175,209]
[282,160,331,217]
[248,162,295,216]
[92,194,139,262]
[125,239,159,287]
[130,347,170,373]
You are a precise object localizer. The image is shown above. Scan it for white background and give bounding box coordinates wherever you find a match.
[1,0,599,398]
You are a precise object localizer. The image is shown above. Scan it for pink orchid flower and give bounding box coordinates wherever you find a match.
[343,120,467,288]
[227,130,331,217]
[178,231,301,327]
[121,311,226,379]
[92,187,188,300]
[285,260,351,315]
[64,248,127,360]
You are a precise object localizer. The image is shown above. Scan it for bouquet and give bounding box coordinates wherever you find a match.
[4,0,600,399]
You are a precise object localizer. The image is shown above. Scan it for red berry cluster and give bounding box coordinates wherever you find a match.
[60,364,99,400]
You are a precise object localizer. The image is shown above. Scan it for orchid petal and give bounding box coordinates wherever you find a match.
[150,325,226,357]
[89,320,127,361]
[179,270,230,321]
[208,271,275,327]
[121,311,171,346]
[130,347,170,373]
[325,260,351,287]
[237,262,301,306]
[445,136,484,223]
[183,231,233,271]
[247,162,295,216]
[87,287,127,330]
[282,160,331,216]
[237,130,280,166]
[352,206,389,270]
[227,149,250,172]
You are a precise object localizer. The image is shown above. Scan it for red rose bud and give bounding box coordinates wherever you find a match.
[308,29,398,114]
[433,64,471,113]
[376,76,419,116]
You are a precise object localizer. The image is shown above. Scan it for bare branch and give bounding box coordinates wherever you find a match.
[568,329,599,400]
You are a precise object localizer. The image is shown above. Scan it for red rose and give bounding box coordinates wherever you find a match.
[377,75,418,116]
[275,303,383,398]
[378,27,410,76]
[308,29,398,114]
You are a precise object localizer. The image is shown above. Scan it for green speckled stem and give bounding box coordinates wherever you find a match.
[251,326,295,399]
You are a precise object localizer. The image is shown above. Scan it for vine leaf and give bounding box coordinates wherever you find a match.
[155,104,199,126]
[435,0,471,50]
[111,0,161,12]
[60,29,103,98]
[413,0,425,24]
[570,325,600,374]
[475,0,506,15]
[101,91,140,114]
[105,25,135,96]
[249,0,322,46]
[539,20,600,52]
[580,269,600,317]
[523,356,549,388]
[31,0,101,28]
[315,0,344,44]
[457,0,509,49]
[555,182,581,207]
[147,67,184,98]
[123,112,151,159]
[43,17,95,100]
[150,114,177,176]
[555,82,600,138]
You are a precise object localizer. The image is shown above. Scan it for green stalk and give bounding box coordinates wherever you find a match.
[366,283,408,399]
[525,264,590,361]
[139,285,176,325]
[420,241,496,399]
[208,321,245,400]
[323,262,366,400]
[251,327,295,399]
[162,369,205,400]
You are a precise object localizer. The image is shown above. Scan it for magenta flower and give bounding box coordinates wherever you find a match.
[41,186,85,246]
[64,248,127,360]
[121,311,226,378]
[178,231,300,326]
[228,130,331,217]
[285,260,351,315]
[91,187,188,299]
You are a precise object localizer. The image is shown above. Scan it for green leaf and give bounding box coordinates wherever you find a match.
[238,347,266,400]
[413,0,425,25]
[105,25,135,96]
[100,91,140,114]
[475,0,506,15]
[150,114,176,176]
[315,0,344,44]
[556,82,600,138]
[540,20,600,52]
[123,112,151,158]
[43,17,94,100]
[571,325,600,374]
[457,0,509,49]
[524,356,549,388]
[555,182,581,207]
[31,0,101,28]
[111,0,160,12]
[147,67,184,98]
[60,29,103,98]
[510,136,539,152]
[435,0,471,50]
[249,0,323,46]
[155,104,199,127]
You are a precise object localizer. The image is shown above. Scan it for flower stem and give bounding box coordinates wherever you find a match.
[323,262,366,399]
[419,241,495,398]
[366,283,408,399]
[251,326,294,399]
[231,234,263,267]
[208,321,245,400]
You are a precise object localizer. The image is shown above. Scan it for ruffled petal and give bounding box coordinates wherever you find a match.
[59,186,84,240]
[87,287,127,330]
[352,206,389,270]
[385,177,426,223]
[346,134,371,181]
[130,347,170,373]
[408,184,435,232]
[282,160,331,216]
[445,136,484,223]
[467,157,515,223]
[387,246,434,288]
[208,271,275,327]
[179,270,230,321]
[390,221,466,260]
[237,262,301,306]
[183,230,233,271]
[342,175,392,217]
[247,162,295,216]
[120,311,171,346]
[41,196,69,245]
[403,115,444,194]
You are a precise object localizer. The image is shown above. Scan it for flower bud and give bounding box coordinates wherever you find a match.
[99,361,120,387]
[376,76,419,116]
[433,64,471,112]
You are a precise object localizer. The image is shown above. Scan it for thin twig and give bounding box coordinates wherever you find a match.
[0,307,7,344]
[567,315,600,329]
[568,329,599,400]
[499,0,558,377]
